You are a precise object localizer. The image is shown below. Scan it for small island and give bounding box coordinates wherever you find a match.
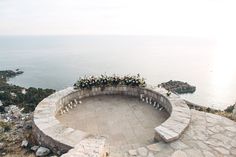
[159,80,196,94]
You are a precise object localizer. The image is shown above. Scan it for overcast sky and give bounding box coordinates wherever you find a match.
[0,0,236,41]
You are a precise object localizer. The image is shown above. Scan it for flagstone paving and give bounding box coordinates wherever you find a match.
[57,95,236,157]
[125,109,236,157]
[34,86,236,157]
[57,95,169,155]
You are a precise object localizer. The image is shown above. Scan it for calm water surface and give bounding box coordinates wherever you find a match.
[0,36,235,109]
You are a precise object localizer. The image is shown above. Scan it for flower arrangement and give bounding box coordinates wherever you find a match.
[74,74,146,90]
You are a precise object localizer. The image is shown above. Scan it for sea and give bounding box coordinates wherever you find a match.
[0,35,235,109]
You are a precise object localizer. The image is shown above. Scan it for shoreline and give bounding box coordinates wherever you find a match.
[0,69,55,113]
[0,70,56,156]
[159,80,236,121]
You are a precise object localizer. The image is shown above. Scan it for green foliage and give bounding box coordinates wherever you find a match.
[74,74,146,90]
[0,106,4,113]
[0,70,23,81]
[21,87,55,113]
[0,70,55,113]
[0,121,11,132]
[225,105,234,113]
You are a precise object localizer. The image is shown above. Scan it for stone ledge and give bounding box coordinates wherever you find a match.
[153,88,191,142]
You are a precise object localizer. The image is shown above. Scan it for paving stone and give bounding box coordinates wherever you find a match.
[208,125,224,133]
[170,141,189,150]
[205,138,224,147]
[184,148,204,157]
[231,139,236,147]
[147,152,154,157]
[171,150,187,157]
[230,148,236,155]
[154,146,174,157]
[221,117,235,126]
[225,126,236,132]
[195,141,211,151]
[211,134,232,148]
[128,149,137,156]
[202,150,215,157]
[213,147,230,155]
[137,147,148,156]
[147,144,161,152]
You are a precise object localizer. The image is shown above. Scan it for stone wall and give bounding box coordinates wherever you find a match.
[33,85,191,156]
[57,86,173,117]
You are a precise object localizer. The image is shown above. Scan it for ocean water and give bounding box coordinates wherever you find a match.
[0,35,235,109]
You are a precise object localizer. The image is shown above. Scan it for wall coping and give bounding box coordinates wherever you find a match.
[33,85,191,156]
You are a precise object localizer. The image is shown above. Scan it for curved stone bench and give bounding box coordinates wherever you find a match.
[152,87,191,142]
[33,85,191,156]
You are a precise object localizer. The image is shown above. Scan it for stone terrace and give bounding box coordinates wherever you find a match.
[33,85,236,157]
[125,109,236,157]
[33,85,191,156]
[57,95,169,156]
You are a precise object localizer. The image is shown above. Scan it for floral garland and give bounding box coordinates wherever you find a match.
[74,74,146,90]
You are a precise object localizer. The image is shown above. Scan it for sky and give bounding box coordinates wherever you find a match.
[0,0,236,38]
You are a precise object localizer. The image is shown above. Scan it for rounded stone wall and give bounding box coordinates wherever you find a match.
[33,85,191,156]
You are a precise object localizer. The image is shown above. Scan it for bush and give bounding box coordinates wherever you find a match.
[0,121,11,132]
[74,74,146,90]
[225,105,235,113]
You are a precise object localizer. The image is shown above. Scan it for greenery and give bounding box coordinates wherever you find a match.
[0,121,12,132]
[74,74,146,90]
[0,70,55,113]
[224,105,235,113]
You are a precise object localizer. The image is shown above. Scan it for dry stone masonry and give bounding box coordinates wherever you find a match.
[33,85,191,156]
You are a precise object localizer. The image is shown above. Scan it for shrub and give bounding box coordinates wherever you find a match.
[0,121,11,132]
[74,74,146,90]
[225,105,235,113]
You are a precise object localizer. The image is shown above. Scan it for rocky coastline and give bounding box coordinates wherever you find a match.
[0,70,55,113]
[0,69,55,156]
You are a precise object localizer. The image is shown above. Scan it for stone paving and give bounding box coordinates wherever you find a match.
[125,109,236,157]
[61,137,106,157]
[57,95,169,156]
[34,86,236,157]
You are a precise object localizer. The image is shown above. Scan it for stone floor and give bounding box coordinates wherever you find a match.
[57,95,236,157]
[57,95,169,155]
[125,110,236,157]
